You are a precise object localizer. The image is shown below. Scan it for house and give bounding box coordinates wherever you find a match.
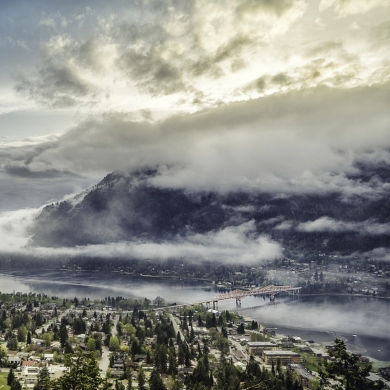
[44,354,54,362]
[262,351,302,365]
[21,361,37,367]
[16,366,40,386]
[246,342,278,355]
[232,350,246,362]
[263,327,277,336]
[8,355,21,366]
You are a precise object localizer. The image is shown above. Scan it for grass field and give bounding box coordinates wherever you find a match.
[0,372,10,389]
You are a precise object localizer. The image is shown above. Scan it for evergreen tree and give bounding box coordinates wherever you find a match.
[33,366,51,390]
[35,311,43,327]
[146,350,152,364]
[51,352,105,390]
[168,348,178,376]
[149,368,166,390]
[59,322,68,348]
[10,379,22,390]
[184,344,191,367]
[237,323,245,335]
[138,367,146,390]
[178,345,185,367]
[7,368,15,386]
[320,338,385,390]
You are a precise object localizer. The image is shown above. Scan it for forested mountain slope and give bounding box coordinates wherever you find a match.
[30,165,390,256]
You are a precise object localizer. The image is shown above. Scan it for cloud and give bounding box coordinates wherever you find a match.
[4,162,78,179]
[0,210,282,264]
[28,221,282,264]
[246,298,390,338]
[14,34,114,108]
[320,0,390,17]
[8,82,390,199]
[274,220,294,230]
[14,0,307,106]
[0,208,39,252]
[0,134,96,212]
[242,39,374,96]
[297,217,390,235]
[353,247,390,261]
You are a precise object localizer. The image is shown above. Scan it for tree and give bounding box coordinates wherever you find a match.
[51,352,105,390]
[178,346,185,367]
[7,336,18,350]
[10,379,22,390]
[34,366,51,390]
[149,368,166,390]
[87,337,96,351]
[7,368,15,386]
[59,322,68,348]
[27,331,32,345]
[42,332,52,347]
[320,338,385,390]
[17,325,27,342]
[35,311,43,327]
[237,323,245,335]
[0,345,7,367]
[109,336,120,351]
[138,367,146,390]
[168,348,178,376]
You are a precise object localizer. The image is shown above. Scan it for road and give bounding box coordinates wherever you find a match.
[169,313,185,341]
[98,311,118,378]
[99,346,110,377]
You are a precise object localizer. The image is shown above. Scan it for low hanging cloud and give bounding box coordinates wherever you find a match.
[297,217,390,235]
[0,208,40,252]
[0,208,282,264]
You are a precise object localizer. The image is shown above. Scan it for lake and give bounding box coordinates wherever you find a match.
[0,269,389,361]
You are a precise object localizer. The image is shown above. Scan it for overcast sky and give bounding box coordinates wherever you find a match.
[1,0,390,259]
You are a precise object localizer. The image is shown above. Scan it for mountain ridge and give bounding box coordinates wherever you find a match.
[29,165,390,257]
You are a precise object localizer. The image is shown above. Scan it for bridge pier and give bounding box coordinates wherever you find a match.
[212,300,218,310]
[235,299,241,307]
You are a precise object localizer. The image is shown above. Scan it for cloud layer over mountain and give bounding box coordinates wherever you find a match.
[1,0,390,261]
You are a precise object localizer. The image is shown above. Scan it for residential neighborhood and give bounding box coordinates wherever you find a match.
[1,291,388,389]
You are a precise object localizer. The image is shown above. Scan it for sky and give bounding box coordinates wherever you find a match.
[1,0,390,260]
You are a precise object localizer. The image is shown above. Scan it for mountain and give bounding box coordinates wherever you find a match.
[29,166,390,256]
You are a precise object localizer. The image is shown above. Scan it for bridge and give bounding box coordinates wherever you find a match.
[165,284,301,311]
[213,284,301,308]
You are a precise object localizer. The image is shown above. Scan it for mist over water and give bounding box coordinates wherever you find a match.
[0,270,389,361]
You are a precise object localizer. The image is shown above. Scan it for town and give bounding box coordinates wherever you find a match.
[0,291,388,389]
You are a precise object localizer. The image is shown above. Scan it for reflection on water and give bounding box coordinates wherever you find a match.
[0,270,389,361]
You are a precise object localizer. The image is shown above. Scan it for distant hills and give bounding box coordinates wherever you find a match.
[30,164,390,256]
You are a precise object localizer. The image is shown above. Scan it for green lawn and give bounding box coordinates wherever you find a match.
[0,372,11,390]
